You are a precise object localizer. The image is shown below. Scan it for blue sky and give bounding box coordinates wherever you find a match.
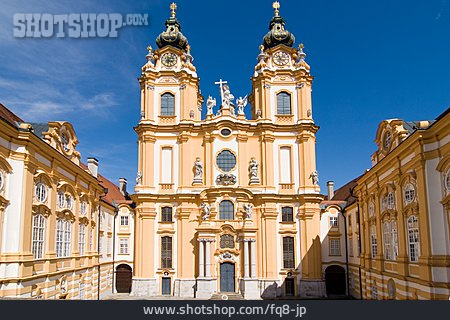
[0,0,449,192]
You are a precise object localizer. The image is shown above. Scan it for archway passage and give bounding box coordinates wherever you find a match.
[116,264,132,293]
[220,262,235,292]
[325,265,346,296]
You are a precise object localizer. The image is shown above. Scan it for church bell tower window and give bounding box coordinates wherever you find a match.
[276,92,291,115]
[161,93,175,116]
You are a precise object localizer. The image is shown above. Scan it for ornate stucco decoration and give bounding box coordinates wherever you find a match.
[216,173,236,186]
[218,251,238,262]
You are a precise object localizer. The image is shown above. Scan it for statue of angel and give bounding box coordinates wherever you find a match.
[243,203,253,220]
[236,95,248,115]
[136,171,143,185]
[310,170,319,185]
[206,95,216,115]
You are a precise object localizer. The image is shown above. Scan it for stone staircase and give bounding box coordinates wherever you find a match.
[210,293,245,300]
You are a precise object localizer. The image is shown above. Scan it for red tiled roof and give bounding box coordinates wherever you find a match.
[330,175,362,205]
[0,103,23,127]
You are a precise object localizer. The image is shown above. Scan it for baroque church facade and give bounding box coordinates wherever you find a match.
[132,3,326,298]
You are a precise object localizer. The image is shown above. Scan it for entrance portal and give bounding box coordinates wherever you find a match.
[324,265,346,295]
[220,262,235,292]
[115,264,132,293]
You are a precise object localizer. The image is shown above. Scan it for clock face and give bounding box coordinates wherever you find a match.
[161,53,177,67]
[273,51,290,66]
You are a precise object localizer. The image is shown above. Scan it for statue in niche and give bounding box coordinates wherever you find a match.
[200,203,210,220]
[249,158,260,184]
[243,203,253,220]
[193,158,203,184]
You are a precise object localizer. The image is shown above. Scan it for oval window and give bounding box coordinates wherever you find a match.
[220,128,231,136]
[216,150,236,172]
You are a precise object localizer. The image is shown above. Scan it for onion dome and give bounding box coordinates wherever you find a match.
[156,3,189,52]
[262,2,295,50]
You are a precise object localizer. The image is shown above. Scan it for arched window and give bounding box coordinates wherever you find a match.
[276,92,291,115]
[56,218,72,257]
[161,93,175,116]
[32,213,45,259]
[219,200,234,220]
[407,216,420,262]
[370,225,377,259]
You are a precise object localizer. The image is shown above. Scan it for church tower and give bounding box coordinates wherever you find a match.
[132,2,325,299]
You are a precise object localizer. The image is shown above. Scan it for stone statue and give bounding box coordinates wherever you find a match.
[310,170,319,185]
[243,203,253,220]
[193,157,203,184]
[222,84,234,109]
[236,95,248,115]
[249,158,260,184]
[206,95,216,115]
[200,203,211,221]
[136,171,143,185]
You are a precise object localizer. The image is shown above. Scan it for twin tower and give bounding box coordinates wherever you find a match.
[131,2,326,299]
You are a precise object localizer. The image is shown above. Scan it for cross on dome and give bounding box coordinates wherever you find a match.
[272,1,280,16]
[170,2,177,17]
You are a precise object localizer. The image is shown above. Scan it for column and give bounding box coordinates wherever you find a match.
[250,240,257,278]
[205,241,211,277]
[199,240,205,277]
[243,240,250,278]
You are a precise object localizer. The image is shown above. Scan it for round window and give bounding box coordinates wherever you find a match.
[61,133,70,152]
[220,128,231,136]
[216,150,236,172]
[35,183,48,203]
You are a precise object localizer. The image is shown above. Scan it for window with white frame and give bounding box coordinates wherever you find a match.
[78,224,85,256]
[99,235,103,255]
[357,234,361,256]
[372,286,378,300]
[79,281,85,300]
[370,225,378,258]
[66,194,73,210]
[120,215,129,226]
[329,216,338,227]
[383,221,392,260]
[119,238,129,254]
[35,183,48,203]
[329,238,341,256]
[404,183,416,204]
[56,219,71,257]
[57,191,65,208]
[89,227,93,252]
[387,192,395,209]
[80,201,87,215]
[446,170,450,192]
[276,92,292,115]
[32,213,45,259]
[407,215,420,262]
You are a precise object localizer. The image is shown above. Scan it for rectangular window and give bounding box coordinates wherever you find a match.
[161,147,173,183]
[161,207,173,222]
[357,234,361,257]
[370,225,378,259]
[120,216,129,226]
[281,207,294,222]
[99,235,103,255]
[32,214,45,259]
[89,228,93,252]
[56,219,71,258]
[161,236,173,269]
[78,224,85,256]
[79,282,85,300]
[119,238,129,254]
[282,237,295,269]
[372,286,378,300]
[329,238,341,256]
[408,216,420,262]
[107,236,111,255]
[279,147,292,183]
[329,216,338,227]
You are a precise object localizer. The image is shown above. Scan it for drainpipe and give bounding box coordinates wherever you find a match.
[112,203,118,295]
[97,203,101,300]
[341,205,350,298]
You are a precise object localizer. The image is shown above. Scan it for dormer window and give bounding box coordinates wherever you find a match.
[383,131,392,151]
[61,133,70,152]
[277,92,291,115]
[161,93,175,116]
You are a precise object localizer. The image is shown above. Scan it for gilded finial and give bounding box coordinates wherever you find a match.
[170,2,177,17]
[272,1,280,16]
[259,45,264,52]
[147,45,152,52]
[299,43,304,50]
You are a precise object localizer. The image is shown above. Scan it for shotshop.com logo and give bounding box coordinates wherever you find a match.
[13,13,149,38]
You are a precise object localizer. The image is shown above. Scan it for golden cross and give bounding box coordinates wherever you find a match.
[272,1,280,16]
[170,2,177,17]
